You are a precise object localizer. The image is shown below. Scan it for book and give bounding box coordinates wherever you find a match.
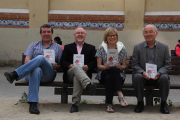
[73,54,84,67]
[107,49,118,66]
[43,49,55,63]
[146,63,157,78]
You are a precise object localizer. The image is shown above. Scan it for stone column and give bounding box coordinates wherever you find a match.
[124,0,145,31]
[29,0,49,28]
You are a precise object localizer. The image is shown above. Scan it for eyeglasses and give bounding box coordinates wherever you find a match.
[144,31,156,35]
[75,32,85,35]
[107,34,117,38]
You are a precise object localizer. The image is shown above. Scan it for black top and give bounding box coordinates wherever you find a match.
[60,42,97,83]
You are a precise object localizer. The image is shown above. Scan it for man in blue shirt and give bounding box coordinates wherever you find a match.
[4,24,63,114]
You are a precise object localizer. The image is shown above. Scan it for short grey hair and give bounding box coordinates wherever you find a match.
[74,26,86,34]
[142,24,158,34]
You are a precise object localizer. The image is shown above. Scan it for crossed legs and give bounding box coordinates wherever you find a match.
[67,66,92,104]
[4,55,56,114]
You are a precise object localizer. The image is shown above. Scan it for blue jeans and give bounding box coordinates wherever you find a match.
[15,55,56,103]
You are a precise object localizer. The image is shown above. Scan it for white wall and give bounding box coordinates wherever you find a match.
[0,28,179,66]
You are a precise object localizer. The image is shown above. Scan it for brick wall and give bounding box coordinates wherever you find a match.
[0,13,29,28]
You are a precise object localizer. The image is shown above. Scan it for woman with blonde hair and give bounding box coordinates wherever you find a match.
[95,27,128,112]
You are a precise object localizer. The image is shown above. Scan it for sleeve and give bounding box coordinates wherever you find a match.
[60,45,72,69]
[23,43,35,58]
[87,46,97,71]
[56,46,63,64]
[132,45,145,74]
[95,45,103,58]
[121,46,129,59]
[157,45,171,74]
[175,46,180,56]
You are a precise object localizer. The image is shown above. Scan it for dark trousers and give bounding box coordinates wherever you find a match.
[99,67,124,104]
[132,73,170,102]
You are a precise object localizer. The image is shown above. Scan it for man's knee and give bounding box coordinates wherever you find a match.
[36,55,46,62]
[133,73,144,83]
[71,66,83,72]
[159,74,170,84]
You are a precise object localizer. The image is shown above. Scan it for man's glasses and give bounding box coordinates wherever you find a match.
[75,32,85,35]
[144,31,156,35]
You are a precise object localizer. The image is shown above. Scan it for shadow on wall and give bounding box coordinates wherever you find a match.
[0,60,21,68]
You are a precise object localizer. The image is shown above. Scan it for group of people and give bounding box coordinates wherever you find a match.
[4,24,171,115]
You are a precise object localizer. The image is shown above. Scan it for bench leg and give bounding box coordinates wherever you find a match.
[61,88,68,104]
[145,93,153,106]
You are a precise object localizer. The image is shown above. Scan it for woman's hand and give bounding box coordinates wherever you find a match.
[105,62,111,69]
[114,62,121,70]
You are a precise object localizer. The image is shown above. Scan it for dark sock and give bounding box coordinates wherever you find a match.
[161,101,167,105]
[86,83,91,90]
[12,71,18,80]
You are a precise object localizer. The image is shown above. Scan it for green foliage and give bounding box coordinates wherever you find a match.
[19,91,28,103]
[154,97,172,106]
[168,99,172,106]
[80,99,88,104]
[102,99,105,103]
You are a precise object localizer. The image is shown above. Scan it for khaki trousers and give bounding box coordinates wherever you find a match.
[67,66,91,104]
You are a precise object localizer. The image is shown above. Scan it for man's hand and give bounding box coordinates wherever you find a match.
[24,56,31,64]
[105,62,111,70]
[142,72,150,80]
[151,73,160,80]
[68,64,75,69]
[51,63,57,70]
[82,65,89,71]
[114,62,121,69]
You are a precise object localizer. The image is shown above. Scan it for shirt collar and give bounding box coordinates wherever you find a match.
[75,41,84,46]
[144,40,157,48]
[40,39,54,45]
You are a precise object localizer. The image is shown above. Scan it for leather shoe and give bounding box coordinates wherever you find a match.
[70,104,78,113]
[29,102,40,114]
[4,72,15,84]
[160,102,169,114]
[86,83,96,95]
[134,101,144,113]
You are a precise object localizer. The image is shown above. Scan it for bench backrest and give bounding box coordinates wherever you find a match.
[125,56,180,75]
[22,52,180,75]
[171,50,175,56]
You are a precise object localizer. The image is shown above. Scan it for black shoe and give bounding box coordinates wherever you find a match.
[29,102,40,114]
[4,72,17,84]
[70,104,78,113]
[160,101,169,114]
[86,83,96,95]
[134,101,144,113]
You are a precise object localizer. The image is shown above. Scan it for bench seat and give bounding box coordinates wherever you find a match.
[15,52,180,106]
[15,81,180,89]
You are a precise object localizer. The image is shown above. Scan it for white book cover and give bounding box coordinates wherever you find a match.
[146,63,157,78]
[73,54,84,67]
[43,49,55,63]
[107,49,118,66]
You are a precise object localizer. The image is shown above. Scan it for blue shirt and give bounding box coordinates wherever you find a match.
[24,40,63,64]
